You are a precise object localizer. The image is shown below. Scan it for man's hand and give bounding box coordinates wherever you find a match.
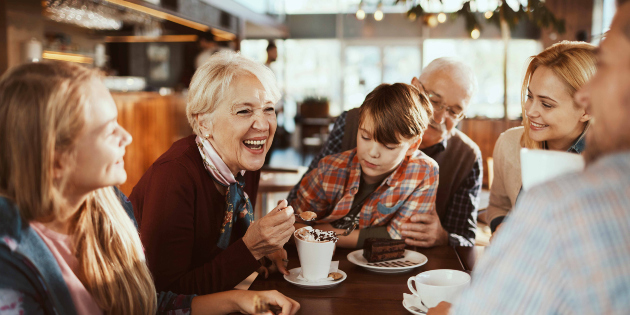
[243,200,295,260]
[427,301,452,315]
[489,223,502,243]
[401,211,449,247]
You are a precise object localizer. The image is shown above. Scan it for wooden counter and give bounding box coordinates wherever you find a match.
[113,92,190,196]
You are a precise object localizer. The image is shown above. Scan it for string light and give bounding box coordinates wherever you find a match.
[484,11,493,19]
[437,12,446,23]
[471,28,480,39]
[374,4,383,21]
[427,14,438,28]
[356,8,366,20]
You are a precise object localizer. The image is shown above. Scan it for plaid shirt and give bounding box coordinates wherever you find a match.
[452,152,630,314]
[287,110,481,246]
[291,148,439,239]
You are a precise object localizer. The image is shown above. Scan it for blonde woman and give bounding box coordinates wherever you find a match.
[0,61,299,315]
[130,51,295,295]
[488,41,595,238]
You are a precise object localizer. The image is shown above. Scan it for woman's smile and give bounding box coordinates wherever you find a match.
[242,137,267,152]
[529,120,549,131]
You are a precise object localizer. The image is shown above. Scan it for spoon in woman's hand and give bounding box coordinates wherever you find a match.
[295,211,317,222]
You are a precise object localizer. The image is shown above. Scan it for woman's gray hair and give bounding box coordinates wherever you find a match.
[187,50,281,136]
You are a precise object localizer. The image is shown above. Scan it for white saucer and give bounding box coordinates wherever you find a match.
[403,300,428,314]
[347,249,428,273]
[283,267,347,289]
[403,293,428,314]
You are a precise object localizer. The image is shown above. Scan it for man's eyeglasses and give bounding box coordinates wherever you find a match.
[418,82,466,120]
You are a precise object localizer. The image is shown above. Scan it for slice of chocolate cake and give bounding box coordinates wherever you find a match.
[362,238,406,263]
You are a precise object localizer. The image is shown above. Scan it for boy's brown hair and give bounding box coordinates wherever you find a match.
[358,83,433,145]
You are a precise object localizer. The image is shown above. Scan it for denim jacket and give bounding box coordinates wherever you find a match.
[0,188,194,314]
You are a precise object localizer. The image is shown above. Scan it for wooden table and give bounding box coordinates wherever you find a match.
[247,244,473,314]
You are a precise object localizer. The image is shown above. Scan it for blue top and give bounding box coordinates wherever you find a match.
[0,187,194,314]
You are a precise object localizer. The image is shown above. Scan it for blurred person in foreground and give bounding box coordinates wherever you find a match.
[288,58,482,247]
[428,1,630,314]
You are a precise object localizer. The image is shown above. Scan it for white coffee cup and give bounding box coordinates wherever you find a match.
[520,148,585,191]
[407,269,471,308]
[294,229,336,281]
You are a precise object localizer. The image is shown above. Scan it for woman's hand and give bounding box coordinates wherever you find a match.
[191,290,300,315]
[243,200,296,260]
[258,249,290,278]
[266,249,290,276]
[244,290,300,315]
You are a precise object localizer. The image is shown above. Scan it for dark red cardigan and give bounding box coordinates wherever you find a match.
[130,135,261,295]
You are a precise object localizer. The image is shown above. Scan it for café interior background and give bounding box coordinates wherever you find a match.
[0,0,616,199]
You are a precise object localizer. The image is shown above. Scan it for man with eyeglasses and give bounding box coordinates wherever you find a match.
[287,58,482,248]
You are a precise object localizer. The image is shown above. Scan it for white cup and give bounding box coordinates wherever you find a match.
[520,148,585,191]
[407,269,471,308]
[294,229,336,281]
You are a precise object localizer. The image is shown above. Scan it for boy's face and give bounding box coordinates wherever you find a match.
[357,115,419,185]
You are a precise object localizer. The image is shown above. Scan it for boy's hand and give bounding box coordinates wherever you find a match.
[401,211,449,247]
[314,223,359,248]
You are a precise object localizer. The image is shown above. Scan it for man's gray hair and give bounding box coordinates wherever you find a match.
[419,57,478,97]
[187,50,281,136]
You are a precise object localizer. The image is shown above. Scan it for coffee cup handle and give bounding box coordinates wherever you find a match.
[407,277,419,296]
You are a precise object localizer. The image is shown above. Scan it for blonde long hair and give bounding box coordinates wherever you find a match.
[520,41,597,149]
[0,62,157,314]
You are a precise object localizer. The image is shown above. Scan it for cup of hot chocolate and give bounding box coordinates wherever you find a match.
[294,226,338,281]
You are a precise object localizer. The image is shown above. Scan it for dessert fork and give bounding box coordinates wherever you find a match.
[339,222,358,236]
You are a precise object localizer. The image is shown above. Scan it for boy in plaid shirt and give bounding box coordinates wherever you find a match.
[292,83,439,248]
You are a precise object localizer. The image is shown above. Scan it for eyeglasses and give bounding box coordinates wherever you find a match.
[418,82,467,120]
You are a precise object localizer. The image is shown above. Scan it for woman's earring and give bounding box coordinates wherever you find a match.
[205,134,210,139]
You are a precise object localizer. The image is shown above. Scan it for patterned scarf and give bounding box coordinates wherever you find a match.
[196,136,254,249]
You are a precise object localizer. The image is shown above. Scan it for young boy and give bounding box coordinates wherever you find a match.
[292,83,438,248]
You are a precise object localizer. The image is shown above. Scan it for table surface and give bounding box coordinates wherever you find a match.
[248,244,473,315]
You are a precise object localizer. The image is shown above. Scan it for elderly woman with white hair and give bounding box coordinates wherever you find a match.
[130,51,296,295]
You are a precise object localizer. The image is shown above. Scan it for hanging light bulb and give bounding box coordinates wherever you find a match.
[484,11,493,19]
[374,4,384,21]
[471,28,481,39]
[437,12,447,23]
[408,12,417,21]
[356,8,366,20]
[426,14,438,28]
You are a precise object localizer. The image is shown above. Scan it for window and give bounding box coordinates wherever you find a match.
[242,38,540,120]
[344,46,381,111]
[241,39,341,131]
[423,39,541,119]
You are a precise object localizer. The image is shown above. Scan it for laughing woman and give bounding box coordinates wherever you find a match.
[0,61,299,314]
[487,41,596,238]
[130,51,296,295]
